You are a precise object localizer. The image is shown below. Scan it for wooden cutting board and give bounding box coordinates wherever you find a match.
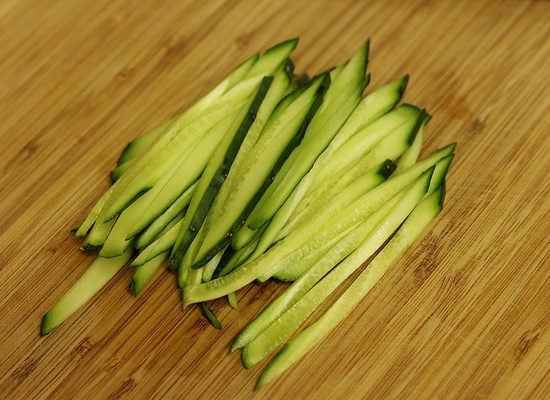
[2,0,550,398]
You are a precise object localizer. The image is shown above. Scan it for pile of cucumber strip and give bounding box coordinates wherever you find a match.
[41,38,455,390]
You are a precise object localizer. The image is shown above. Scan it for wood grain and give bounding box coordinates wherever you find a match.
[1,0,550,398]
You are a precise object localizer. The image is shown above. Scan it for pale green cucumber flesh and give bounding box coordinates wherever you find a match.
[40,246,134,336]
[245,42,368,230]
[135,181,195,250]
[132,216,183,266]
[186,68,297,268]
[255,184,445,390]
[241,169,432,369]
[117,116,176,167]
[130,251,169,296]
[170,77,273,277]
[191,74,330,269]
[182,143,454,306]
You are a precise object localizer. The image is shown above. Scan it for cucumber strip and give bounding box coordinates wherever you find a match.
[228,291,239,309]
[245,41,369,230]
[254,107,422,258]
[124,107,239,241]
[311,104,422,186]
[217,226,265,277]
[254,107,423,251]
[77,54,259,231]
[81,216,117,252]
[110,161,131,183]
[102,75,267,223]
[270,162,395,282]
[231,222,262,251]
[185,68,297,267]
[395,114,427,173]
[40,245,134,336]
[171,77,274,284]
[278,158,397,243]
[132,215,184,266]
[256,184,445,389]
[260,174,401,283]
[190,73,330,268]
[243,160,394,276]
[333,75,408,145]
[240,169,433,369]
[182,145,454,306]
[129,251,169,296]
[98,151,190,258]
[74,188,111,238]
[135,181,196,250]
[201,302,222,330]
[117,116,176,167]
[201,247,227,283]
[301,75,408,175]
[241,39,297,81]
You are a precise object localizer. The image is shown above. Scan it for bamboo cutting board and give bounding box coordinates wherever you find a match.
[1,0,550,398]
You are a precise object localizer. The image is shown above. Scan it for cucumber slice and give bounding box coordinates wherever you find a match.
[130,251,169,296]
[190,72,330,269]
[245,41,370,230]
[182,145,454,306]
[171,76,274,283]
[255,184,445,389]
[40,245,134,335]
[240,168,433,369]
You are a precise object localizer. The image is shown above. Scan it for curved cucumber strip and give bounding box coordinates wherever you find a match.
[182,145,454,306]
[130,251,169,296]
[135,181,196,250]
[255,184,445,389]
[241,169,433,369]
[191,73,330,268]
[171,77,274,283]
[245,41,370,230]
[40,246,134,336]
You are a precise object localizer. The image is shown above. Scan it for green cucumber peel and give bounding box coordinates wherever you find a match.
[170,77,274,283]
[191,73,331,270]
[245,41,369,230]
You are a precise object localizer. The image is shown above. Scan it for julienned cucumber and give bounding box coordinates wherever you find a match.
[41,246,134,335]
[41,38,455,393]
[170,76,276,285]
[240,168,433,369]
[189,73,330,270]
[255,184,445,389]
[182,145,454,306]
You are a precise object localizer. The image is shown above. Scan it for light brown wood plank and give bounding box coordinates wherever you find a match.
[1,0,550,398]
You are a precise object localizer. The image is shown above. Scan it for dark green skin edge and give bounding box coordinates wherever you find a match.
[191,72,332,270]
[200,302,222,330]
[168,76,274,271]
[379,159,397,179]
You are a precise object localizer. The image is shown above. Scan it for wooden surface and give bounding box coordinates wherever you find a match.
[1,0,550,398]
